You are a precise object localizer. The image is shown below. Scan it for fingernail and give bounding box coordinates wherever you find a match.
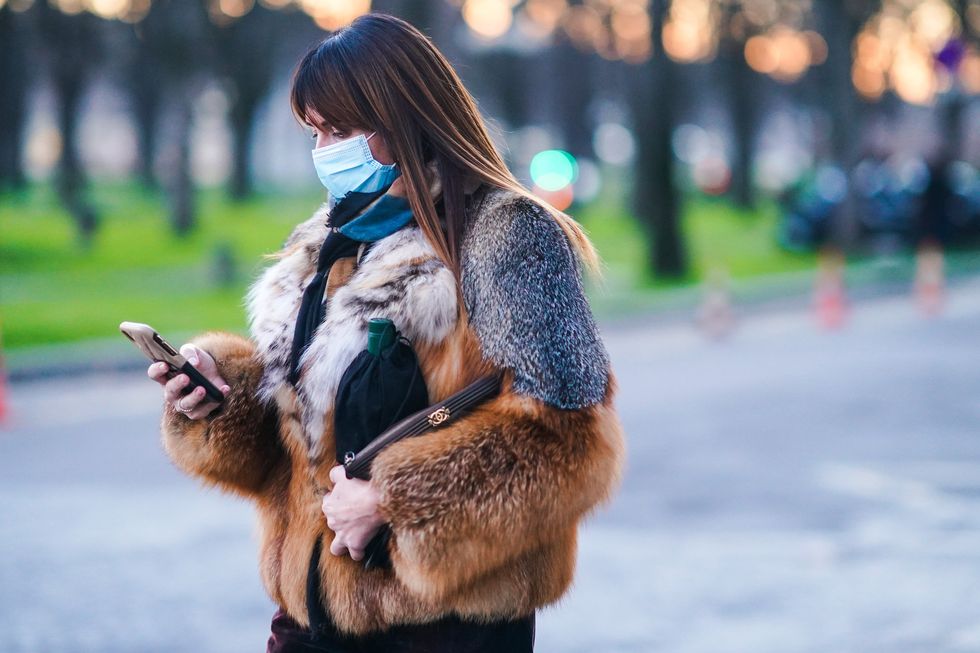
[189,357,198,365]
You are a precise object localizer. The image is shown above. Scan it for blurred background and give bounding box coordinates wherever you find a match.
[2,1,980,652]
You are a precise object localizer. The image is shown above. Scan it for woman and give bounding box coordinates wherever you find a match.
[147,12,625,652]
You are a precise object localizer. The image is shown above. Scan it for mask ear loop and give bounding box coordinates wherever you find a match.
[364,131,397,170]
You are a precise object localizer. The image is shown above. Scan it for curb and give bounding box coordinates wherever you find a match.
[7,255,980,382]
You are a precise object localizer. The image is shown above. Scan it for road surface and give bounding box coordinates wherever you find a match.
[2,280,979,653]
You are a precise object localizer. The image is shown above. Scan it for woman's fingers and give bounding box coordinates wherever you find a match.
[161,373,218,420]
[328,533,364,561]
[184,396,222,420]
[180,344,229,391]
[176,385,206,412]
[149,344,229,420]
[163,373,193,404]
[147,361,171,385]
[328,464,346,485]
[329,535,348,558]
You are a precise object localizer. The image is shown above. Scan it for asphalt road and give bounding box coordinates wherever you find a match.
[2,279,979,653]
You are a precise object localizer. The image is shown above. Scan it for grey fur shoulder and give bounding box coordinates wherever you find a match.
[460,186,610,409]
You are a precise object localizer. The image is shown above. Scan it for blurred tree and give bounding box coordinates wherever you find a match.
[210,4,294,200]
[0,5,30,191]
[136,0,211,235]
[124,32,164,189]
[719,2,760,210]
[814,0,876,251]
[943,0,978,159]
[474,48,532,131]
[375,0,437,34]
[627,0,687,279]
[552,28,597,163]
[35,0,103,247]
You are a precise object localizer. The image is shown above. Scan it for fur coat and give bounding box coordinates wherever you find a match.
[159,172,626,635]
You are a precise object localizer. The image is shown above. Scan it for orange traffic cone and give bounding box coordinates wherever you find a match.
[914,241,945,317]
[813,247,848,329]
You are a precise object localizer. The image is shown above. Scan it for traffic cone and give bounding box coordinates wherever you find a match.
[813,247,848,329]
[696,265,736,340]
[914,241,945,316]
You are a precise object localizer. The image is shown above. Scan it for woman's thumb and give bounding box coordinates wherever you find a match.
[179,344,200,367]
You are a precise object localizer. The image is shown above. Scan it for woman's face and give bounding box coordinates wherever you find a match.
[308,115,395,166]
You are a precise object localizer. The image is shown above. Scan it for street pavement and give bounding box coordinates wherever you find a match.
[2,279,979,653]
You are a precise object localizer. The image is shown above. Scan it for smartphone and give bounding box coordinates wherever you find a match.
[119,321,225,403]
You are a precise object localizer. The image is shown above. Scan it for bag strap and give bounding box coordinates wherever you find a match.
[343,372,504,480]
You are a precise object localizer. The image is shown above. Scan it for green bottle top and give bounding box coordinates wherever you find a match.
[367,318,396,355]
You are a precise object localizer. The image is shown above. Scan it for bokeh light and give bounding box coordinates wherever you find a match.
[37,0,369,24]
[301,0,371,31]
[961,48,980,93]
[594,122,636,166]
[572,157,602,203]
[852,0,961,106]
[462,0,515,40]
[533,183,575,210]
[530,149,578,192]
[521,0,567,39]
[663,0,717,63]
[744,27,826,82]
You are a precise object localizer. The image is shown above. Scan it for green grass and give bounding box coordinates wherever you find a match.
[2,179,818,350]
[1,182,322,349]
[574,178,821,319]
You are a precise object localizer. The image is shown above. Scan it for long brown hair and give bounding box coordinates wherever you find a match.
[289,12,599,278]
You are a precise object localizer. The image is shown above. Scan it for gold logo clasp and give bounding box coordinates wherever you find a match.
[427,406,451,427]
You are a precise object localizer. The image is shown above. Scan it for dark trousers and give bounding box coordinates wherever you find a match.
[266,607,535,653]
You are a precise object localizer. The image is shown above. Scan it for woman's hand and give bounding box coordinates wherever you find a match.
[147,344,231,421]
[322,465,385,561]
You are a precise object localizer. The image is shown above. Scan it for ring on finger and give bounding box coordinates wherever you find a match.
[175,395,193,413]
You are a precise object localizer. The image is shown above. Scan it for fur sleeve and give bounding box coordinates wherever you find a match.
[370,192,625,601]
[160,330,284,498]
[371,374,625,602]
[459,191,610,409]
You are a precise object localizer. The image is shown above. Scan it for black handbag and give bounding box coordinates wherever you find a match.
[332,318,430,570]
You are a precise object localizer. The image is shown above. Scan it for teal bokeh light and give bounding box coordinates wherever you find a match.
[530,150,578,191]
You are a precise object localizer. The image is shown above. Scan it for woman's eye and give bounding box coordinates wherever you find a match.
[331,131,347,139]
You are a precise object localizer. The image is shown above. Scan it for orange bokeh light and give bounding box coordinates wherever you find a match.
[534,184,575,211]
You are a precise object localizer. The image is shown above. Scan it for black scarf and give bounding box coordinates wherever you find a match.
[288,187,392,386]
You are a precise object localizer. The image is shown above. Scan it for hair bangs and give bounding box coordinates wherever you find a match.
[289,40,364,133]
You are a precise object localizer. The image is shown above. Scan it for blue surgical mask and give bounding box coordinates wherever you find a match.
[311,131,400,203]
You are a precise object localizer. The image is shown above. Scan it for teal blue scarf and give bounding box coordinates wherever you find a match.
[338,194,415,241]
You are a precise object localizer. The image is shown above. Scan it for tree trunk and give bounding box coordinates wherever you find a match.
[127,45,162,189]
[816,0,872,252]
[138,0,214,234]
[552,36,595,160]
[166,95,195,236]
[229,98,257,200]
[724,33,757,210]
[625,0,686,279]
[0,6,29,190]
[36,2,102,245]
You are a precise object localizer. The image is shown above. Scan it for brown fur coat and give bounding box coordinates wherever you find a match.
[159,175,626,635]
